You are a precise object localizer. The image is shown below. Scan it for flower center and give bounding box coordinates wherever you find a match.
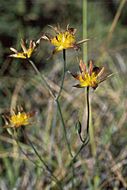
[10,112,29,127]
[51,31,76,50]
[80,72,98,87]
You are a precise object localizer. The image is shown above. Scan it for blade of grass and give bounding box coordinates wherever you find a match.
[107,0,126,45]
[83,0,87,63]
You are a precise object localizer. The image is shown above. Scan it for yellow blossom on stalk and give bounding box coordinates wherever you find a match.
[41,25,89,54]
[9,39,40,59]
[71,60,111,89]
[3,108,35,128]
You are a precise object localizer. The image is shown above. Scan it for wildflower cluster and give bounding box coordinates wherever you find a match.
[3,24,111,141]
[1,24,112,189]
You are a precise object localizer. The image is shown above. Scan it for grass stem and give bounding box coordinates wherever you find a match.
[83,0,87,63]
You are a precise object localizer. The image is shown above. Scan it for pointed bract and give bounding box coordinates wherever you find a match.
[41,25,89,55]
[3,107,35,128]
[71,60,111,89]
[9,39,40,59]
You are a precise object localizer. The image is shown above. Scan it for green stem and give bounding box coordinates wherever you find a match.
[89,98,96,157]
[55,49,66,101]
[13,130,44,169]
[55,49,73,158]
[56,99,73,158]
[69,137,89,167]
[86,87,90,134]
[21,129,63,190]
[28,59,55,98]
[29,53,72,158]
[28,53,72,187]
[78,87,90,143]
[55,49,74,187]
[68,87,90,167]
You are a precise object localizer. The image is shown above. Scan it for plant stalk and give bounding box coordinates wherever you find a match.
[86,87,90,134]
[55,49,66,101]
[28,59,55,98]
[55,50,73,158]
[21,128,63,189]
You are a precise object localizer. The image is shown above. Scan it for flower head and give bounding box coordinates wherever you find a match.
[9,39,39,59]
[41,25,89,54]
[3,107,35,128]
[71,60,111,89]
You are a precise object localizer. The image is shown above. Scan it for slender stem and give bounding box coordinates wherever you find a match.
[68,87,90,168]
[56,99,73,158]
[89,96,96,157]
[55,49,74,187]
[55,49,73,158]
[78,87,90,142]
[21,129,63,189]
[86,87,90,134]
[68,136,89,168]
[71,162,75,189]
[29,53,72,158]
[55,49,66,101]
[13,131,43,169]
[79,132,86,143]
[60,137,89,184]
[28,53,72,187]
[28,59,55,98]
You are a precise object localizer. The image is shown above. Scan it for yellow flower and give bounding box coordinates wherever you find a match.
[9,39,39,59]
[71,60,111,89]
[3,108,35,128]
[41,25,89,54]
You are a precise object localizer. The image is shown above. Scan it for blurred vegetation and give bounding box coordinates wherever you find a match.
[0,0,127,189]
